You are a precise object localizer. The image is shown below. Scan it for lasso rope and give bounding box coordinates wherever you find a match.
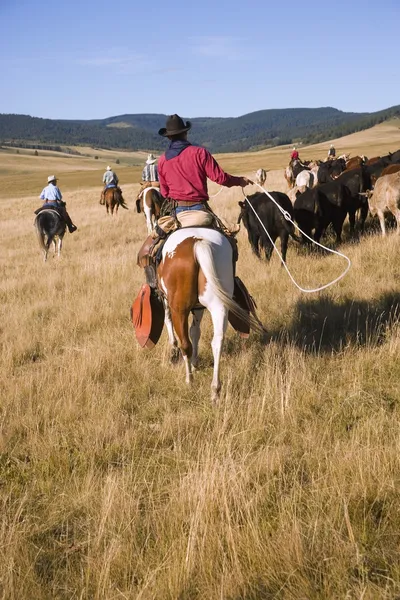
[243,183,351,293]
[208,186,224,198]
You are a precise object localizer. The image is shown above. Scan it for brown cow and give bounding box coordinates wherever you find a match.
[381,164,400,177]
[345,156,365,170]
[366,172,400,236]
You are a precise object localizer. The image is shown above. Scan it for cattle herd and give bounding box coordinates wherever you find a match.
[242,150,400,262]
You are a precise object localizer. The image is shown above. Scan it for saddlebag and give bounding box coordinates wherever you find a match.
[131,284,165,349]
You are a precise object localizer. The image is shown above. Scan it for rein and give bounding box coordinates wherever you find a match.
[242,183,351,293]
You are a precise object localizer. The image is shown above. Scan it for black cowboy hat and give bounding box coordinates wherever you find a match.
[158,114,192,137]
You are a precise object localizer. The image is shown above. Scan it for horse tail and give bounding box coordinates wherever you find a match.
[34,216,47,252]
[116,190,129,209]
[194,239,266,335]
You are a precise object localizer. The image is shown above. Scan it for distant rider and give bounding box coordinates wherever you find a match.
[290,146,299,164]
[101,165,119,204]
[136,154,160,210]
[36,175,77,233]
[328,144,336,159]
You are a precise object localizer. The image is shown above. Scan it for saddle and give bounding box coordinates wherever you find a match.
[34,203,65,220]
[137,208,240,294]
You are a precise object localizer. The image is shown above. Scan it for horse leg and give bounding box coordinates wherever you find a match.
[144,203,153,234]
[190,308,205,368]
[208,304,229,403]
[164,300,180,363]
[170,308,193,384]
[57,237,63,257]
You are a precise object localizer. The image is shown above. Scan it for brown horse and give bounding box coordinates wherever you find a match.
[136,187,164,233]
[157,227,264,403]
[104,187,128,215]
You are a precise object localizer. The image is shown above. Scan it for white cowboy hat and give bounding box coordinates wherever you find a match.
[106,165,111,170]
[146,154,157,165]
[47,175,57,183]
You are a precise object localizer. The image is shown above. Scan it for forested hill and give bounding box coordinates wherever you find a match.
[1,105,400,153]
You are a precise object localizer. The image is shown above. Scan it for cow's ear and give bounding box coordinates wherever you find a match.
[238,201,245,207]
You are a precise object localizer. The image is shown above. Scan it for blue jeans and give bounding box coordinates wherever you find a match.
[174,203,206,214]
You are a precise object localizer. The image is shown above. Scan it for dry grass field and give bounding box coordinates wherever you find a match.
[1,122,400,599]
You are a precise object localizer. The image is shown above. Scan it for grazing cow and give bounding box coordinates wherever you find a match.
[335,167,372,233]
[256,168,267,186]
[294,182,352,244]
[238,192,301,263]
[366,172,400,236]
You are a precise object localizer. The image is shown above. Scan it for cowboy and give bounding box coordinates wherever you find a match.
[100,165,120,204]
[157,114,253,215]
[328,144,336,159]
[36,175,77,233]
[142,153,159,183]
[137,114,253,287]
[135,154,160,210]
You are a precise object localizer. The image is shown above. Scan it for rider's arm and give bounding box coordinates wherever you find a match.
[202,147,247,187]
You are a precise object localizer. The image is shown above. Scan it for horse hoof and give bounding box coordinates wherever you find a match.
[211,386,221,405]
[170,346,180,364]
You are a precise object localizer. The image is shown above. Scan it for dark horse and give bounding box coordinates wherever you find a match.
[104,187,128,215]
[34,209,66,261]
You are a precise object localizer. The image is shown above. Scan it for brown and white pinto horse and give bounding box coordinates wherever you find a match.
[157,227,263,403]
[104,187,128,215]
[137,187,164,233]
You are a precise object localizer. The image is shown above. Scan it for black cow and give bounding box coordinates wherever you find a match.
[389,149,400,164]
[317,158,346,184]
[294,182,352,244]
[365,160,392,186]
[335,166,371,233]
[238,192,301,264]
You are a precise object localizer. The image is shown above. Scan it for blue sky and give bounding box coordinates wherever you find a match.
[1,0,399,120]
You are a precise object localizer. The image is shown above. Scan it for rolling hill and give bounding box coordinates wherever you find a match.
[1,105,400,153]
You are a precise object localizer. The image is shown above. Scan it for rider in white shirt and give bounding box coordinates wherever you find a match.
[37,175,77,233]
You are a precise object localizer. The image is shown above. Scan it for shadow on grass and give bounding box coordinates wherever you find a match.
[271,291,400,353]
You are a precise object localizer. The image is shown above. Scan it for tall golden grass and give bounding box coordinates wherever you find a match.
[1,123,400,598]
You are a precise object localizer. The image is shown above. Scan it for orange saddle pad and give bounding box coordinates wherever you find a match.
[131,284,165,348]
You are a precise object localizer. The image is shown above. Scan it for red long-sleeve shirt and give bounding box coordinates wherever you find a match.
[158,145,244,202]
